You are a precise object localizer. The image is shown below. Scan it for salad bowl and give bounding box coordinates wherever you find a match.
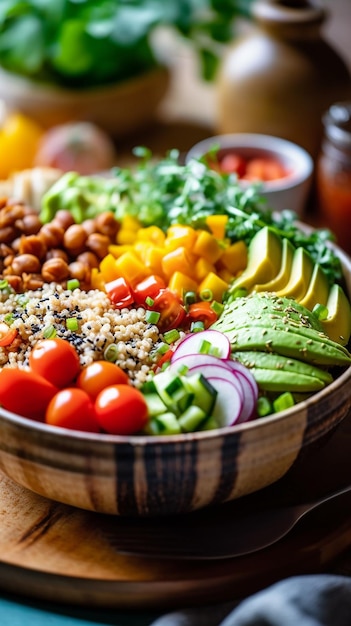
[0,155,350,517]
[0,237,350,517]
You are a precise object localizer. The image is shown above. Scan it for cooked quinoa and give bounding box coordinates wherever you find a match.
[0,283,163,387]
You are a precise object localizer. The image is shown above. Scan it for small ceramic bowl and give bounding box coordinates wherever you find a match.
[0,241,350,517]
[186,133,314,217]
[0,65,170,137]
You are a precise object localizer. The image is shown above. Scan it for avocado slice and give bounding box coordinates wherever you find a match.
[254,238,295,293]
[322,284,351,346]
[229,227,282,293]
[299,263,330,311]
[276,247,315,301]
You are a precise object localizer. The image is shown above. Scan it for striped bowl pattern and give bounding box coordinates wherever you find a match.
[0,244,350,516]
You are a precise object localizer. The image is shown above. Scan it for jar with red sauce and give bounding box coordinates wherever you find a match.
[316,103,351,255]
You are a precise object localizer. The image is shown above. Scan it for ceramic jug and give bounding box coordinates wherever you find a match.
[216,0,351,158]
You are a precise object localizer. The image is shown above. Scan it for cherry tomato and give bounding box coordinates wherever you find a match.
[132,274,166,305]
[105,277,134,308]
[244,157,287,182]
[46,388,100,433]
[95,385,148,435]
[187,301,218,328]
[151,289,186,332]
[76,361,129,400]
[219,153,247,177]
[0,369,58,421]
[29,337,80,387]
[0,322,18,347]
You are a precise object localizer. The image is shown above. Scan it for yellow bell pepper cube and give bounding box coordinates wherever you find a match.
[168,271,198,299]
[115,251,150,286]
[195,257,216,281]
[198,272,229,303]
[193,230,223,264]
[165,225,198,250]
[162,246,196,280]
[116,228,139,245]
[108,244,135,258]
[217,268,234,284]
[217,240,248,275]
[205,215,228,240]
[144,246,165,277]
[90,268,106,291]
[136,226,166,246]
[99,253,120,282]
[133,241,153,263]
[120,215,141,231]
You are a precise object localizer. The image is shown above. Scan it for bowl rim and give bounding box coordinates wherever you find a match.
[185,133,314,190]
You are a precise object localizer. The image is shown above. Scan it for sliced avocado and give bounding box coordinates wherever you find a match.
[229,227,282,293]
[275,247,315,301]
[254,238,295,293]
[322,284,351,346]
[299,263,330,311]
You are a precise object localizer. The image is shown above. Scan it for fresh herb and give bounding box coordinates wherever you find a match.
[0,1,254,86]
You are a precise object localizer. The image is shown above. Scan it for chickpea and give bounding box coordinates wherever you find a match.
[11,237,22,253]
[4,274,22,292]
[22,273,45,291]
[76,251,99,269]
[52,210,75,231]
[39,223,65,248]
[81,219,97,238]
[0,243,13,258]
[19,235,47,260]
[86,233,110,259]
[12,254,41,275]
[0,226,19,244]
[63,224,87,252]
[0,204,25,228]
[3,254,14,267]
[16,213,42,235]
[46,248,69,263]
[41,257,70,282]
[68,261,88,282]
[95,212,119,238]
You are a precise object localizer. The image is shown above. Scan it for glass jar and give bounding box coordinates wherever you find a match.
[216,0,351,159]
[316,102,351,254]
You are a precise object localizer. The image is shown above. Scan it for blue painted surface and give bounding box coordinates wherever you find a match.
[0,593,159,626]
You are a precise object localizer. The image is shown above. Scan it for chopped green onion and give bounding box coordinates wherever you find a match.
[145,310,161,324]
[200,288,213,302]
[4,313,14,325]
[104,343,118,362]
[257,396,272,417]
[209,346,221,357]
[163,329,180,344]
[176,364,189,376]
[312,303,329,321]
[66,317,79,331]
[43,325,57,339]
[190,320,205,332]
[67,279,80,290]
[211,300,224,316]
[199,339,211,354]
[184,291,197,306]
[145,296,154,306]
[273,392,295,413]
[0,280,12,294]
[16,294,29,306]
[156,342,169,355]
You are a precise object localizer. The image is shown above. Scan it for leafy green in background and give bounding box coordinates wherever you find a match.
[0,0,254,87]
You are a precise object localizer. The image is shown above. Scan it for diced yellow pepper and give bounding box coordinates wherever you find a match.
[168,271,198,299]
[217,240,248,275]
[205,215,228,240]
[144,246,165,277]
[165,225,198,250]
[195,257,216,281]
[90,268,106,291]
[133,241,153,263]
[162,246,196,280]
[136,226,166,246]
[120,215,141,231]
[99,253,120,282]
[198,272,229,303]
[115,251,150,286]
[108,244,135,258]
[116,228,139,245]
[193,230,223,264]
[217,268,234,283]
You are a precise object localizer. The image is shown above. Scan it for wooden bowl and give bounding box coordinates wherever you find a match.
[0,242,350,517]
[0,65,170,137]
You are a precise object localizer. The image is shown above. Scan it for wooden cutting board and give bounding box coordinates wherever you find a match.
[1,415,351,611]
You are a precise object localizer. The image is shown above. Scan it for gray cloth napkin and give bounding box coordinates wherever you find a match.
[149,575,351,626]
